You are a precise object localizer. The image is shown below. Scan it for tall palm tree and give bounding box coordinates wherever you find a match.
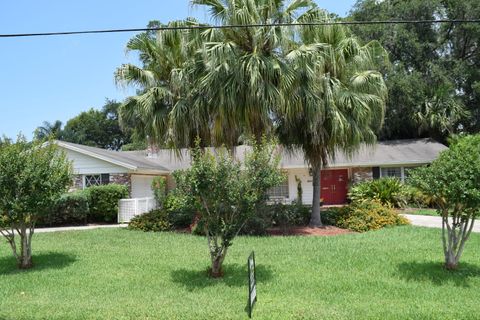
[183,0,314,146]
[115,19,210,147]
[278,8,388,226]
[414,85,468,142]
[34,120,64,141]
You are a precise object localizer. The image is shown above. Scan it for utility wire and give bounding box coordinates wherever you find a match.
[1,19,480,38]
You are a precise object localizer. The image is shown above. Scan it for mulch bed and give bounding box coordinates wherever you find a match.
[267,226,354,237]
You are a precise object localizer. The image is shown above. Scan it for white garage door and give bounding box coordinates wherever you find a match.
[131,175,155,198]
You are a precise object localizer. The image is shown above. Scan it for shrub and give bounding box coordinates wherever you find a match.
[128,209,172,232]
[270,202,310,229]
[191,215,206,236]
[151,176,167,207]
[348,177,409,208]
[41,191,89,226]
[403,185,435,208]
[320,207,343,226]
[335,199,409,232]
[86,184,129,223]
[164,192,197,228]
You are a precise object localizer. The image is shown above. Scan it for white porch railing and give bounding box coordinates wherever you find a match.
[118,197,157,223]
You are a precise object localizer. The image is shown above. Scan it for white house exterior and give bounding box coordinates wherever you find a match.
[56,139,447,206]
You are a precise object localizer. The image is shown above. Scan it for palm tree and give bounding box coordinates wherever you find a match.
[184,0,314,146]
[34,120,64,141]
[115,19,209,147]
[414,85,468,142]
[278,8,388,226]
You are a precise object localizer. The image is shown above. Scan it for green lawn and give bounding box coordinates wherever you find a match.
[1,227,480,319]
[402,208,439,216]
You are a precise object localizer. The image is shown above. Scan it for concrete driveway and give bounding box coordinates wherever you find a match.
[34,224,128,234]
[402,214,480,233]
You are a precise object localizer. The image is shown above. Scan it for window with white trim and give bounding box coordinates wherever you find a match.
[380,166,419,183]
[84,174,110,188]
[380,167,402,180]
[267,177,289,199]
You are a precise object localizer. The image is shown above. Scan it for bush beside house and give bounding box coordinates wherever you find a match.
[39,191,90,226]
[87,184,129,223]
[43,184,128,226]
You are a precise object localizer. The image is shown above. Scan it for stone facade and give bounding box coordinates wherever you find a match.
[110,173,132,196]
[70,173,132,196]
[351,167,373,184]
[71,175,83,191]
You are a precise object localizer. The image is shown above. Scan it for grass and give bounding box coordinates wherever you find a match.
[402,208,439,216]
[1,227,480,319]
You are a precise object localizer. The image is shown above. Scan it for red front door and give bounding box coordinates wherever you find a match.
[320,169,349,205]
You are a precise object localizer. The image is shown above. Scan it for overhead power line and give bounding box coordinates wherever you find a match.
[1,19,479,38]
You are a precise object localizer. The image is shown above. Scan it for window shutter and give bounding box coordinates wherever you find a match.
[372,167,380,179]
[101,174,110,185]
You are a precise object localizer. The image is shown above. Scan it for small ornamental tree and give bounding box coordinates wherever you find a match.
[0,138,72,269]
[174,139,283,278]
[410,135,480,270]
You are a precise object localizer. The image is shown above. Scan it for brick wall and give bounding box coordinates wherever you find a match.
[70,173,132,196]
[71,175,83,191]
[351,167,373,184]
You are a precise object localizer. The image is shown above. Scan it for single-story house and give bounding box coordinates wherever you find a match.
[56,139,447,206]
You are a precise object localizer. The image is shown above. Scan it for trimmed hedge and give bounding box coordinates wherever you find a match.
[86,184,129,223]
[40,191,89,226]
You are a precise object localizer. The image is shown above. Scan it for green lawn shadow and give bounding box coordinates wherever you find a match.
[0,252,76,274]
[171,263,274,291]
[397,261,480,287]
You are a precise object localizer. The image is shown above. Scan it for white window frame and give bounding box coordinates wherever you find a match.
[267,176,289,200]
[83,174,109,189]
[380,166,419,183]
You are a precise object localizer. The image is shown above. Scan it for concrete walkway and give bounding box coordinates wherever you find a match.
[402,214,480,233]
[34,224,128,234]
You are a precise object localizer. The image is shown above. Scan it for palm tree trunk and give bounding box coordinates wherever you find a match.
[310,163,323,227]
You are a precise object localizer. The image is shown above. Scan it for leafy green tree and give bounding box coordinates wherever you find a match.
[34,120,64,140]
[0,138,72,269]
[410,135,480,270]
[350,0,480,140]
[174,139,283,277]
[278,8,388,226]
[62,100,131,150]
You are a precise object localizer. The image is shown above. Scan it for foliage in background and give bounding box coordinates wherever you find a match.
[350,0,479,141]
[348,177,410,208]
[409,134,480,270]
[34,100,135,151]
[174,139,283,277]
[86,184,129,223]
[0,138,72,269]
